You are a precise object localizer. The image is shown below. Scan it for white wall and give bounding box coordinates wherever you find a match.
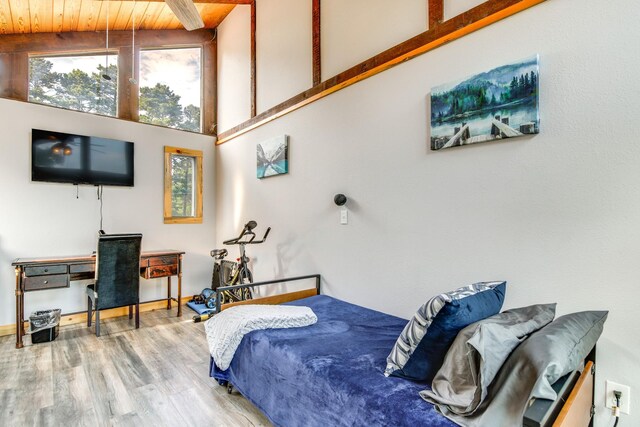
[0,99,216,325]
[444,0,485,20]
[217,1,427,132]
[217,5,251,131]
[322,0,426,79]
[257,0,312,113]
[215,0,640,425]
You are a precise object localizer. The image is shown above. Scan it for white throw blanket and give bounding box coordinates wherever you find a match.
[204,304,317,371]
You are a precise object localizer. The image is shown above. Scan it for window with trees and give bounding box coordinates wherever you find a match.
[29,54,118,117]
[164,146,203,224]
[26,47,204,133]
[140,47,202,132]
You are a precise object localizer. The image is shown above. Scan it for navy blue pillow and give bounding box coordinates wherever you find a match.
[385,282,506,382]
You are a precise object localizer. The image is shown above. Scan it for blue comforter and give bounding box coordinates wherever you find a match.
[210,295,456,427]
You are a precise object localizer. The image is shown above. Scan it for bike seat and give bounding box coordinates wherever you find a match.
[210,249,228,259]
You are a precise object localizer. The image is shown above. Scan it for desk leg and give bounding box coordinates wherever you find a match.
[177,254,183,317]
[167,277,172,310]
[15,266,24,349]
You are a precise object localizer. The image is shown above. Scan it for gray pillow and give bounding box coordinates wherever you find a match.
[421,303,556,416]
[429,310,608,427]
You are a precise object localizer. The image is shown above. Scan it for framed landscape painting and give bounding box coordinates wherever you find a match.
[257,135,289,179]
[430,55,539,151]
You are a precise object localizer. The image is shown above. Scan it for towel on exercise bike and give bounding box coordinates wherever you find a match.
[205,304,317,370]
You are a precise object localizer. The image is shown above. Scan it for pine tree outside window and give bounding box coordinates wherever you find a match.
[139,47,202,132]
[164,146,203,224]
[28,54,118,117]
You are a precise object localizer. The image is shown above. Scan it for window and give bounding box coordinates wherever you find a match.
[29,54,118,117]
[140,48,202,132]
[164,146,203,224]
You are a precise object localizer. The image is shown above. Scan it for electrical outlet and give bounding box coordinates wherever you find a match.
[605,380,631,415]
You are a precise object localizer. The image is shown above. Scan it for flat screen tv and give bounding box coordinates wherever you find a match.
[31,129,134,187]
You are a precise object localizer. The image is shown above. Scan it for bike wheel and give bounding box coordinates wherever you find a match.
[220,267,253,303]
[239,267,253,300]
[227,287,245,302]
[240,287,252,301]
[219,289,235,304]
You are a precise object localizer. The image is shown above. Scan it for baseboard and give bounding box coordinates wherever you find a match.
[0,296,194,337]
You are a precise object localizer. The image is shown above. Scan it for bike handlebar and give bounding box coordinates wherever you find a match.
[252,227,270,244]
[222,221,270,246]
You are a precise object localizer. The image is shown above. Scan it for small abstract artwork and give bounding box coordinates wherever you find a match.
[257,135,289,179]
[430,55,540,151]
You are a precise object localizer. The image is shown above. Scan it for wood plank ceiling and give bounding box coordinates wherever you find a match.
[0,0,237,34]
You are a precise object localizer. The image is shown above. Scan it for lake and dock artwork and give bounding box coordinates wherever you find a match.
[257,135,289,179]
[430,55,539,151]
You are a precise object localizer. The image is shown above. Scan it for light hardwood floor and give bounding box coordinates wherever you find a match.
[0,306,271,427]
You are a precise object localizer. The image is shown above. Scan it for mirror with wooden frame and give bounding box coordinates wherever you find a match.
[164,146,203,224]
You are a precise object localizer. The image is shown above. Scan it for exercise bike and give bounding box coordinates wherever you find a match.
[193,221,271,323]
[194,221,270,323]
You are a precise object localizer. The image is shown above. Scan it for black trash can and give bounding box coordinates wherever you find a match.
[29,309,61,344]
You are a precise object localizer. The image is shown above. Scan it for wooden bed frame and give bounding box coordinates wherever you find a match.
[215,275,595,427]
[553,360,595,427]
[215,274,321,313]
[524,357,595,427]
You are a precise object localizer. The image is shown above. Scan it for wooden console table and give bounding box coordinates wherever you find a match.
[12,250,184,348]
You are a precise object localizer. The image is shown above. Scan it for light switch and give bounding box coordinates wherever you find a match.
[340,208,348,225]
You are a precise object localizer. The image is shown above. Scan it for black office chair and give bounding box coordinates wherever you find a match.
[87,233,143,337]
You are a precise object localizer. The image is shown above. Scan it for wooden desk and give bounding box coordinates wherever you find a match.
[12,250,184,349]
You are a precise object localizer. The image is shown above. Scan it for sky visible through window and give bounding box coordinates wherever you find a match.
[140,48,201,108]
[139,48,202,132]
[46,55,114,75]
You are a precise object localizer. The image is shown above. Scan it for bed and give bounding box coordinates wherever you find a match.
[208,276,600,427]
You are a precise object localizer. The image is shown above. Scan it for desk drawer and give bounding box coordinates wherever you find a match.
[148,255,178,267]
[25,265,67,276]
[24,275,69,291]
[70,263,95,274]
[144,265,178,279]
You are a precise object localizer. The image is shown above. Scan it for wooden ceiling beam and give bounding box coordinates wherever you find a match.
[217,0,547,144]
[428,0,444,28]
[0,29,216,53]
[203,34,217,134]
[250,0,256,117]
[118,44,140,121]
[312,0,321,86]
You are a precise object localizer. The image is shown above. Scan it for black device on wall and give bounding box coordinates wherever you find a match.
[31,129,134,187]
[334,194,347,206]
